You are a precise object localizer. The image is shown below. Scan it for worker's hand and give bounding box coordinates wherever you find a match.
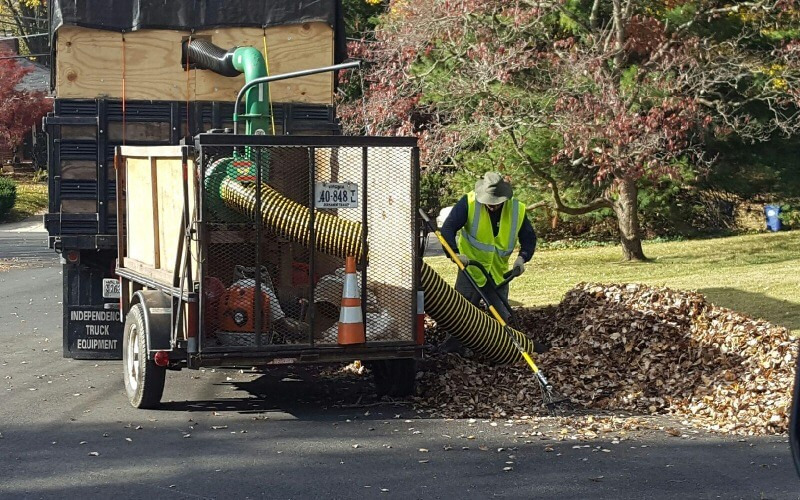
[513,256,525,275]
[454,254,470,267]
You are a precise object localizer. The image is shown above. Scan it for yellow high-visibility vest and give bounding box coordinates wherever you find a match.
[457,191,525,287]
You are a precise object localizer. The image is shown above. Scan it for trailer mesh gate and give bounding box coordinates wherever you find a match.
[195,135,419,352]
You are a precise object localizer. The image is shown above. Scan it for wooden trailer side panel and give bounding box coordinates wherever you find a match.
[125,156,157,267]
[56,23,334,104]
[119,146,199,285]
[156,156,196,274]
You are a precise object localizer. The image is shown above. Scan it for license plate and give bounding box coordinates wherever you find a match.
[103,278,121,299]
[314,182,358,208]
[268,357,299,365]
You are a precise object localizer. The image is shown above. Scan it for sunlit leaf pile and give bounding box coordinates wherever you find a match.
[417,283,796,435]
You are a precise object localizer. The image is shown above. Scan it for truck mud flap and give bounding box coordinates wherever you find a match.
[62,252,124,359]
[66,305,123,359]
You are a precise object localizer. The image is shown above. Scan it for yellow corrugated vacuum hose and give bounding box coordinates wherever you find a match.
[220,178,536,365]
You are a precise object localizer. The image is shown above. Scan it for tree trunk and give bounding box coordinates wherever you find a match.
[613,177,647,261]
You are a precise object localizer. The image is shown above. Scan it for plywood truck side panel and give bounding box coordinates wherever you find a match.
[56,23,334,104]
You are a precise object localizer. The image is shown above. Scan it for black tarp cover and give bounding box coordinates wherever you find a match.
[50,0,345,61]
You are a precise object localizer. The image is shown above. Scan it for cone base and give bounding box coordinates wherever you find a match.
[338,324,365,345]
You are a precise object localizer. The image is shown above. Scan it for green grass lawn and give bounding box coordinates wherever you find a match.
[425,231,800,335]
[0,180,48,223]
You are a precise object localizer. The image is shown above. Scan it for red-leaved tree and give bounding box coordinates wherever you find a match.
[0,48,51,154]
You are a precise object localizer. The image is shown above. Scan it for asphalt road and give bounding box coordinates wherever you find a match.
[0,217,56,266]
[1,239,799,498]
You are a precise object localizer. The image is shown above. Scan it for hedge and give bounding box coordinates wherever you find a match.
[0,177,17,219]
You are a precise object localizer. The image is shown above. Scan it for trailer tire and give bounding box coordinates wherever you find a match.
[368,358,417,398]
[123,304,166,409]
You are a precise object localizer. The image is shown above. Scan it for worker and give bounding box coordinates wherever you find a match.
[438,171,538,353]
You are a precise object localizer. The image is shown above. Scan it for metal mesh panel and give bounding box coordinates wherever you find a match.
[364,147,415,342]
[196,137,417,352]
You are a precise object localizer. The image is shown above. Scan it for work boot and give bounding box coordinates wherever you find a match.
[274,317,310,343]
[437,334,466,355]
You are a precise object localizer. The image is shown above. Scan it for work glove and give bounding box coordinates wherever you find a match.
[454,254,470,267]
[513,256,525,275]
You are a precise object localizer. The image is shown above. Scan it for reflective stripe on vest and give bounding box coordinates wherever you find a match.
[500,199,520,257]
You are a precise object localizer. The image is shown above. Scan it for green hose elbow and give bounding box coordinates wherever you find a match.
[232,47,271,135]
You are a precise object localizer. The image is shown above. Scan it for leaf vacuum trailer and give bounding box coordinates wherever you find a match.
[46,1,421,407]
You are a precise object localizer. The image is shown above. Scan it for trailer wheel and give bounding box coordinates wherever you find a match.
[368,358,417,398]
[123,304,166,409]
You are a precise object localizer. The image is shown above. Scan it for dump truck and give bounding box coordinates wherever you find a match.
[45,0,424,407]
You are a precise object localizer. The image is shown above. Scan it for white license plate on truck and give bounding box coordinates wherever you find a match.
[103,278,121,299]
[314,182,358,208]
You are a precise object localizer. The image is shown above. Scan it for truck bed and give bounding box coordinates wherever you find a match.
[45,98,338,251]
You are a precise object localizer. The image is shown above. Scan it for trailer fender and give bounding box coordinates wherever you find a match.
[130,290,173,357]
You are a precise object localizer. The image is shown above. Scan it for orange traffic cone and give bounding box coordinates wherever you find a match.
[338,256,365,345]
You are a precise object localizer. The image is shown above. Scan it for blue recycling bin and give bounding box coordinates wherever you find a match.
[765,205,782,232]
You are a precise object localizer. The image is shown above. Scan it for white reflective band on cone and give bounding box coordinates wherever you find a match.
[343,273,359,299]
[339,305,363,323]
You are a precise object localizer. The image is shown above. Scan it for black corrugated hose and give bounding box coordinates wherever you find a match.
[220,178,536,365]
[183,39,240,77]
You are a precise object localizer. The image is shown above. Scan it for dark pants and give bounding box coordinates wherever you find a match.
[438,271,515,354]
[449,271,548,354]
[454,271,512,322]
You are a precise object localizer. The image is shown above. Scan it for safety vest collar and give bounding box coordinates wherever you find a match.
[498,199,520,257]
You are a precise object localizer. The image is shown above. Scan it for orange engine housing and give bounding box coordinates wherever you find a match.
[218,283,271,333]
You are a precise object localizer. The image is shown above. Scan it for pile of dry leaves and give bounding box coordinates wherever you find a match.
[416,283,797,435]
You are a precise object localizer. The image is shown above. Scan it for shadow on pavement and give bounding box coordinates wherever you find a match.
[159,365,408,418]
[0,418,795,500]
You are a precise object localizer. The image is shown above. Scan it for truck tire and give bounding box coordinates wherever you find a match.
[368,358,417,398]
[123,304,166,408]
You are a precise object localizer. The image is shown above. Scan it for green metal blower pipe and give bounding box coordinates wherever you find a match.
[231,47,271,136]
[183,40,273,136]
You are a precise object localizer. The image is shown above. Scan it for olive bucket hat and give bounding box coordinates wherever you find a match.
[474,172,513,205]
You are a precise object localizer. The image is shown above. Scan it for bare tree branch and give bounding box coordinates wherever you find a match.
[589,0,602,29]
[509,129,613,215]
[611,0,626,80]
[525,200,550,212]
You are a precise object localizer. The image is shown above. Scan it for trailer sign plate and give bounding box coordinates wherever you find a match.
[67,306,123,358]
[268,357,299,365]
[315,182,358,208]
[103,278,121,299]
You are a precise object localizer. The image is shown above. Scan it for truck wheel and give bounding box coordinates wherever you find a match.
[123,304,166,408]
[368,358,417,398]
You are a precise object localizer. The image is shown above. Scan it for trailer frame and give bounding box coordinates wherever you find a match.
[114,133,422,406]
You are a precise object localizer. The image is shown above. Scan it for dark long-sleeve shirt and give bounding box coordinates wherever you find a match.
[440,195,537,262]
